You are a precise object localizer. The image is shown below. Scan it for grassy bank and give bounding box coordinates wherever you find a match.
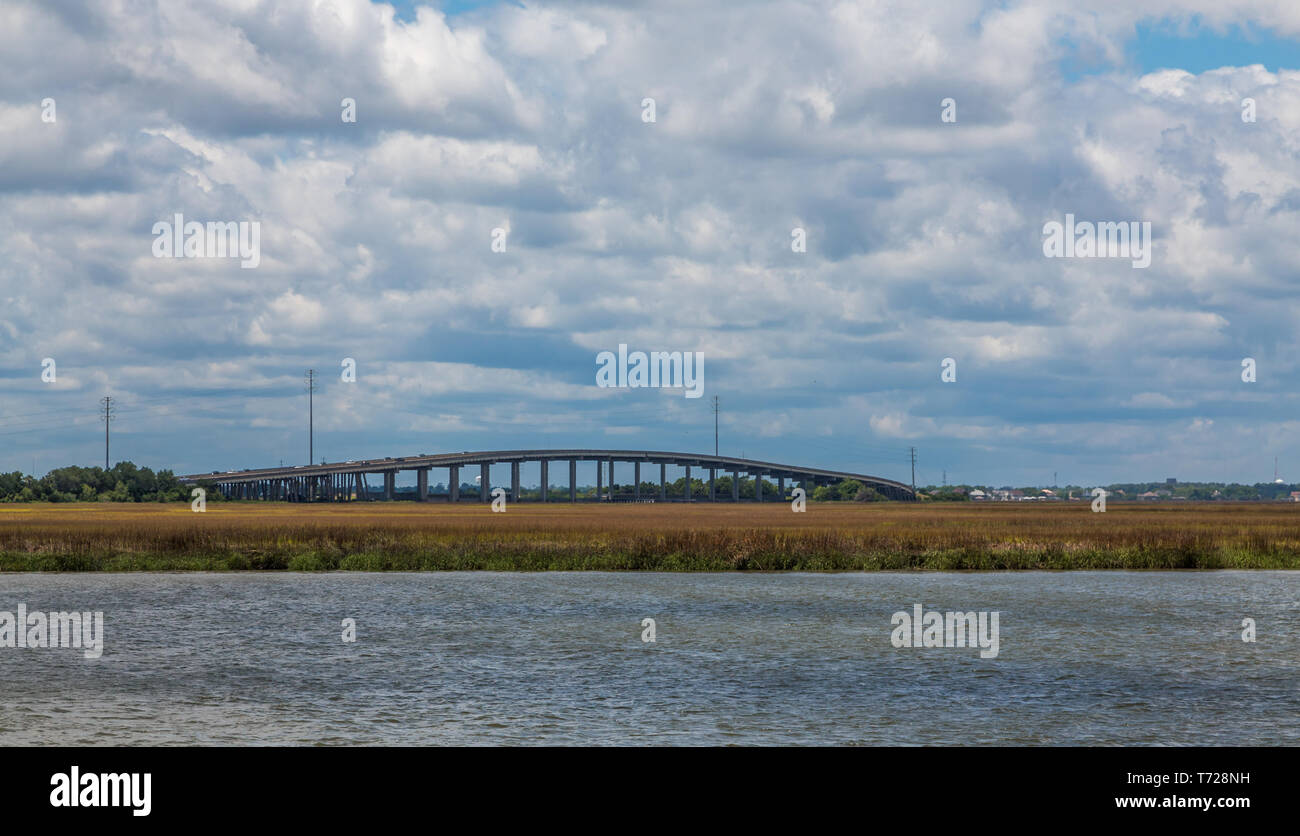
[3,501,1300,571]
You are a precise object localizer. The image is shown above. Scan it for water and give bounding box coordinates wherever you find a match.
[1,572,1296,745]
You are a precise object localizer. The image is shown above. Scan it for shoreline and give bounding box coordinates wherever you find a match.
[4,548,1297,572]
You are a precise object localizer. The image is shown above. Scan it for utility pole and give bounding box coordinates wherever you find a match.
[909,446,917,494]
[305,369,316,465]
[100,396,114,471]
[711,395,719,456]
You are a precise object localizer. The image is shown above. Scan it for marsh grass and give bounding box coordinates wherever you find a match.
[1,501,1298,571]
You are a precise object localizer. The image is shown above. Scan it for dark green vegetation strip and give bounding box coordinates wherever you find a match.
[3,544,1296,571]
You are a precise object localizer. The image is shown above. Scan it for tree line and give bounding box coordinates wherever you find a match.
[0,462,201,503]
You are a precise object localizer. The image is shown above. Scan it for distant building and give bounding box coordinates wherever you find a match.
[1138,491,1159,500]
[1166,478,1177,485]
[969,489,987,500]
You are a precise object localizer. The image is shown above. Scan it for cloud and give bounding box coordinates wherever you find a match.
[2,0,1300,485]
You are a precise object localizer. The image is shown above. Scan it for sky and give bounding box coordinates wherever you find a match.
[2,0,1299,489]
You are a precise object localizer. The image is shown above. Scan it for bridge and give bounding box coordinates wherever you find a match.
[179,449,916,502]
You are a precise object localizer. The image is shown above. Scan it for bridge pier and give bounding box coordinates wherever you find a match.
[709,468,715,501]
[540,461,548,502]
[732,470,740,501]
[634,462,640,500]
[755,472,763,502]
[569,460,576,503]
[685,466,692,501]
[481,463,490,501]
[608,459,615,500]
[779,476,785,501]
[417,469,427,501]
[596,458,603,501]
[511,462,520,502]
[659,463,666,500]
[449,466,459,502]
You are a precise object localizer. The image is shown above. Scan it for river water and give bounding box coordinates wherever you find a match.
[1,571,1296,745]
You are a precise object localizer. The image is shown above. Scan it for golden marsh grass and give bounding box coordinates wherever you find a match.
[2,500,1299,570]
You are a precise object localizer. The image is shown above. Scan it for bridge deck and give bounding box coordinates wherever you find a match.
[181,449,915,500]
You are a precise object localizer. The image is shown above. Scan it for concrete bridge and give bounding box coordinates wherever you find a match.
[179,449,916,502]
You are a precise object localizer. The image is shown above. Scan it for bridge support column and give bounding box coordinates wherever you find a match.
[569,460,576,503]
[685,466,692,501]
[709,468,715,501]
[779,476,785,500]
[731,471,739,501]
[417,469,428,501]
[755,473,763,502]
[356,473,367,501]
[481,463,490,501]
[383,471,394,500]
[539,461,548,502]
[596,459,603,501]
[660,463,666,500]
[449,466,459,502]
[609,459,615,500]
[511,462,520,502]
[634,462,640,500]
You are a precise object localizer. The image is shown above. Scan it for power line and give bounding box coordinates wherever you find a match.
[305,369,317,465]
[711,395,719,456]
[100,396,114,470]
